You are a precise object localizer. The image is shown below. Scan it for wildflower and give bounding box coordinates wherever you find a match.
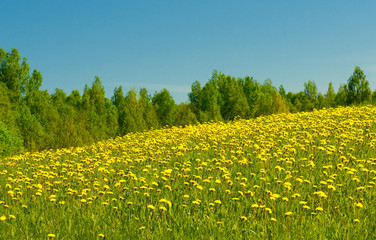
[0,216,6,221]
[147,205,155,210]
[355,202,363,208]
[240,216,248,221]
[47,234,56,238]
[315,207,323,212]
[285,212,293,216]
[264,208,272,214]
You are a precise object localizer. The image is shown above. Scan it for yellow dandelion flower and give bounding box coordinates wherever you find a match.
[355,202,363,208]
[147,205,155,210]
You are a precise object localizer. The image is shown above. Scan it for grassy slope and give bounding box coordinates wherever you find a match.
[1,106,376,239]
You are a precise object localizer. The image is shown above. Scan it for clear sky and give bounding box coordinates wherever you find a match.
[2,0,376,103]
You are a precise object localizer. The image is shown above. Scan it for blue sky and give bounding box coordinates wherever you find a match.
[2,0,376,103]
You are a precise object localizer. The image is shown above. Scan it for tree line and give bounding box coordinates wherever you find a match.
[1,47,375,156]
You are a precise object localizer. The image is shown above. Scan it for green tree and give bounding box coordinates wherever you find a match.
[0,82,18,129]
[152,89,175,127]
[123,89,146,133]
[303,80,318,111]
[345,66,371,105]
[82,76,117,141]
[335,84,347,106]
[279,85,287,98]
[67,90,82,109]
[271,92,289,114]
[242,76,260,117]
[188,81,202,116]
[255,79,277,116]
[139,88,159,129]
[217,73,249,120]
[200,78,222,122]
[0,48,30,102]
[173,103,198,126]
[17,104,46,152]
[51,89,79,148]
[325,82,336,107]
[112,86,127,135]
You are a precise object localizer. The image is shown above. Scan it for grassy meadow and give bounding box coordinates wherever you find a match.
[1,106,376,239]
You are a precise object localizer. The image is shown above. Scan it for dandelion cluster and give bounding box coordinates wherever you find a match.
[1,106,376,239]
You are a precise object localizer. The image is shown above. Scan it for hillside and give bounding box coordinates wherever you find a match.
[1,106,376,239]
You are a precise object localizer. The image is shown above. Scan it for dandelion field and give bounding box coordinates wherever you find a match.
[1,106,376,239]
